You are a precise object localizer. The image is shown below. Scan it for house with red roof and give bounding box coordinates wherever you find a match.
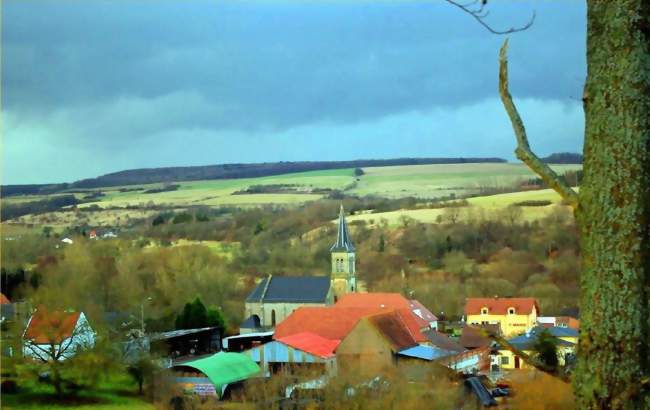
[335,292,439,331]
[23,308,95,361]
[336,309,429,375]
[242,331,339,377]
[274,306,381,341]
[464,297,540,337]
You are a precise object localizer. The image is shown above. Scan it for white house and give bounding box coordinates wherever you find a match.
[23,309,95,361]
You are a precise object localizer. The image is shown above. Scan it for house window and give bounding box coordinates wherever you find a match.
[271,310,276,327]
[481,307,488,315]
[508,308,515,315]
[501,356,509,365]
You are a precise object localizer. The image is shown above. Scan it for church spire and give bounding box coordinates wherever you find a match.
[331,204,355,252]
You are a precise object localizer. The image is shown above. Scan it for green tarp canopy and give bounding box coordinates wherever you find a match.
[179,352,260,395]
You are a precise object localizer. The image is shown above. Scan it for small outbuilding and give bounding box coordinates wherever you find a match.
[173,352,260,398]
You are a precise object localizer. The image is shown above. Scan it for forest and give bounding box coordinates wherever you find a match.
[1,197,580,335]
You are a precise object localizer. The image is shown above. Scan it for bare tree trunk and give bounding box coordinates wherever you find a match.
[574,1,650,408]
[498,1,649,407]
[52,362,64,397]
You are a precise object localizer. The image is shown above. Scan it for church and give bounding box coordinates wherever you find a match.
[240,205,357,333]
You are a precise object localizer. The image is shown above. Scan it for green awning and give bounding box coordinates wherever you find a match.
[179,352,260,394]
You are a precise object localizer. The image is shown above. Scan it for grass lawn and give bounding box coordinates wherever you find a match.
[1,223,42,237]
[1,378,154,410]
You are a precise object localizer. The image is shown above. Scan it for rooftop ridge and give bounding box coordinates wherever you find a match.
[259,274,273,303]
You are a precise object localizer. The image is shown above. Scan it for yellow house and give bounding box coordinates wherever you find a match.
[465,297,539,337]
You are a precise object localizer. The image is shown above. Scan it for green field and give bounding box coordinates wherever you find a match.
[77,168,354,209]
[345,188,572,226]
[2,163,581,230]
[348,163,580,198]
[76,163,578,208]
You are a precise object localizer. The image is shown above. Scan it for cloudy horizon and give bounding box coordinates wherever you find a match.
[2,0,586,184]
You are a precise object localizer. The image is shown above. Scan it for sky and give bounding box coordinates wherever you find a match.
[1,0,586,184]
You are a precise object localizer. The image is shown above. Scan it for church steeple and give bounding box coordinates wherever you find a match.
[331,204,355,252]
[330,204,356,300]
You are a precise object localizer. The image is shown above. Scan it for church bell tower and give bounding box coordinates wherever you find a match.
[330,204,357,300]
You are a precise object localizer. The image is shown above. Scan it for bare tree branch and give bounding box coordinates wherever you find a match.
[443,0,535,35]
[498,39,579,209]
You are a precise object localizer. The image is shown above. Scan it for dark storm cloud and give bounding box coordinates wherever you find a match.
[3,0,585,132]
[2,0,586,183]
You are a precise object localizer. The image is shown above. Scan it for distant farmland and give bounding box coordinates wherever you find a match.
[2,163,581,229]
[345,188,574,226]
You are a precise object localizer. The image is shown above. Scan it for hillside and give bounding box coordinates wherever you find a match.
[2,157,507,196]
[2,163,581,230]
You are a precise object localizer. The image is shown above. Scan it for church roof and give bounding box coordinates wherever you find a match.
[245,275,330,304]
[330,204,355,252]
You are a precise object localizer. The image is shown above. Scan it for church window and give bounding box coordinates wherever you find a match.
[271,310,276,327]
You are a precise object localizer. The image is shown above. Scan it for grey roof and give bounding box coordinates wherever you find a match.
[330,204,355,252]
[507,328,576,350]
[245,275,330,303]
[422,329,466,353]
[150,327,219,341]
[240,315,261,329]
[544,326,579,338]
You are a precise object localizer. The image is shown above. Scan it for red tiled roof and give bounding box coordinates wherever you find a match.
[276,332,340,359]
[274,307,382,341]
[24,309,82,344]
[365,310,419,352]
[336,292,411,309]
[464,297,540,315]
[0,293,10,305]
[335,292,432,329]
[393,308,428,343]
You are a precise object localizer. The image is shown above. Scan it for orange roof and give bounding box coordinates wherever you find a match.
[276,332,340,359]
[24,309,82,344]
[0,293,10,305]
[336,292,412,309]
[465,297,540,316]
[335,292,432,329]
[393,308,428,343]
[364,310,420,351]
[274,307,381,341]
